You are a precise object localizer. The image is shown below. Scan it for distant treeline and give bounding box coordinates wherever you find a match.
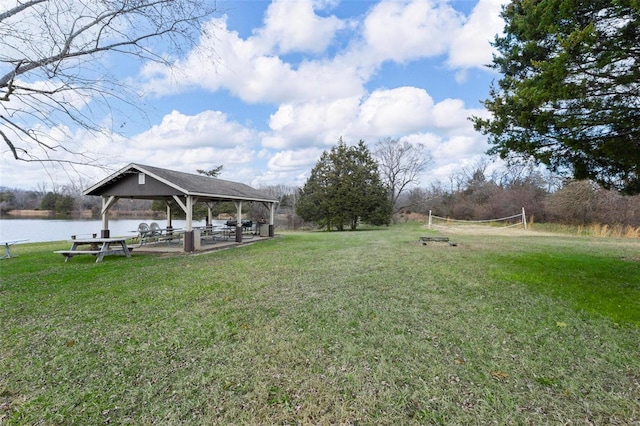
[2,164,639,227]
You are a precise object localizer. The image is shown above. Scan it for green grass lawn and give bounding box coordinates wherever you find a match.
[1,223,639,424]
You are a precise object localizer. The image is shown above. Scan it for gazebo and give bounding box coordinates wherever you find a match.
[83,163,279,252]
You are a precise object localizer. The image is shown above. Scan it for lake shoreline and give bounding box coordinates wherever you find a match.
[2,209,161,219]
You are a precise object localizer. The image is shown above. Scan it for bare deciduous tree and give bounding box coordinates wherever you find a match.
[373,138,431,214]
[545,180,598,225]
[0,0,217,165]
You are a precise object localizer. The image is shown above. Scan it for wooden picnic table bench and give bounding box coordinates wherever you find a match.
[54,237,133,263]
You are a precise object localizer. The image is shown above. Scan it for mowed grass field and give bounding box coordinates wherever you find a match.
[1,222,639,425]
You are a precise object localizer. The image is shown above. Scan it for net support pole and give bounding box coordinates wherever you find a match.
[428,210,432,229]
[522,207,527,230]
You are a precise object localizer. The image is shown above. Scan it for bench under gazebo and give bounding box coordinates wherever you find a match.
[83,163,279,252]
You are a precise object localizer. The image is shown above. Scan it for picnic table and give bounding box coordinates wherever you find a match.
[195,225,232,241]
[1,239,29,259]
[54,237,132,263]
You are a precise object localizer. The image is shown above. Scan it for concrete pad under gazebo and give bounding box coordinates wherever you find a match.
[83,163,279,252]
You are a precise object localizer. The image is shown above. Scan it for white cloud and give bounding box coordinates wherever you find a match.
[132,110,254,150]
[0,107,264,189]
[267,148,325,171]
[266,97,361,148]
[436,135,483,159]
[447,0,508,72]
[362,0,463,63]
[251,169,309,188]
[0,124,128,190]
[404,131,491,186]
[255,0,345,54]
[401,132,443,151]
[430,98,487,133]
[140,16,365,104]
[355,87,434,136]
[115,110,261,178]
[262,86,483,150]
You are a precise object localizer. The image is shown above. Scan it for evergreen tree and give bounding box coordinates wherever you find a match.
[472,0,640,194]
[40,191,74,214]
[297,139,392,230]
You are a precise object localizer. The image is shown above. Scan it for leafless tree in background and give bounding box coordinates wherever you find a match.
[373,138,431,215]
[0,0,218,165]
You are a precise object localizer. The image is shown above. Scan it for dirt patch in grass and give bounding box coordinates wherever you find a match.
[427,223,562,237]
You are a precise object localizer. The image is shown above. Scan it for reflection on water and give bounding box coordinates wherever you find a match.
[0,218,225,243]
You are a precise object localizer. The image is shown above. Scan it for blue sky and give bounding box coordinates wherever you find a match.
[0,0,508,191]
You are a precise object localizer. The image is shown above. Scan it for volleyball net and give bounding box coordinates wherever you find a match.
[428,208,527,230]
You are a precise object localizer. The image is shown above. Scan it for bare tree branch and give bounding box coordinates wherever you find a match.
[0,0,47,23]
[374,138,432,214]
[0,0,219,169]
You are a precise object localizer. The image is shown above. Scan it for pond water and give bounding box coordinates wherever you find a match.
[0,218,228,243]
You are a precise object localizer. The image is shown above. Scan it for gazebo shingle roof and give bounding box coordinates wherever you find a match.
[84,163,277,203]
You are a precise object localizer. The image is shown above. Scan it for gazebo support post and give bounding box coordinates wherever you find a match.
[173,195,195,252]
[184,195,195,252]
[269,202,276,237]
[100,196,119,238]
[165,202,174,237]
[235,201,243,243]
[206,202,215,234]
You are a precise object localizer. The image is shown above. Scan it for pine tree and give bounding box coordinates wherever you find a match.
[296,139,392,230]
[472,0,640,194]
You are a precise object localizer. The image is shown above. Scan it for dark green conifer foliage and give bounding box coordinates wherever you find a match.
[473,0,640,194]
[296,139,392,230]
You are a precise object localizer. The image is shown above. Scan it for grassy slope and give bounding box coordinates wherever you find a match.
[1,224,638,425]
